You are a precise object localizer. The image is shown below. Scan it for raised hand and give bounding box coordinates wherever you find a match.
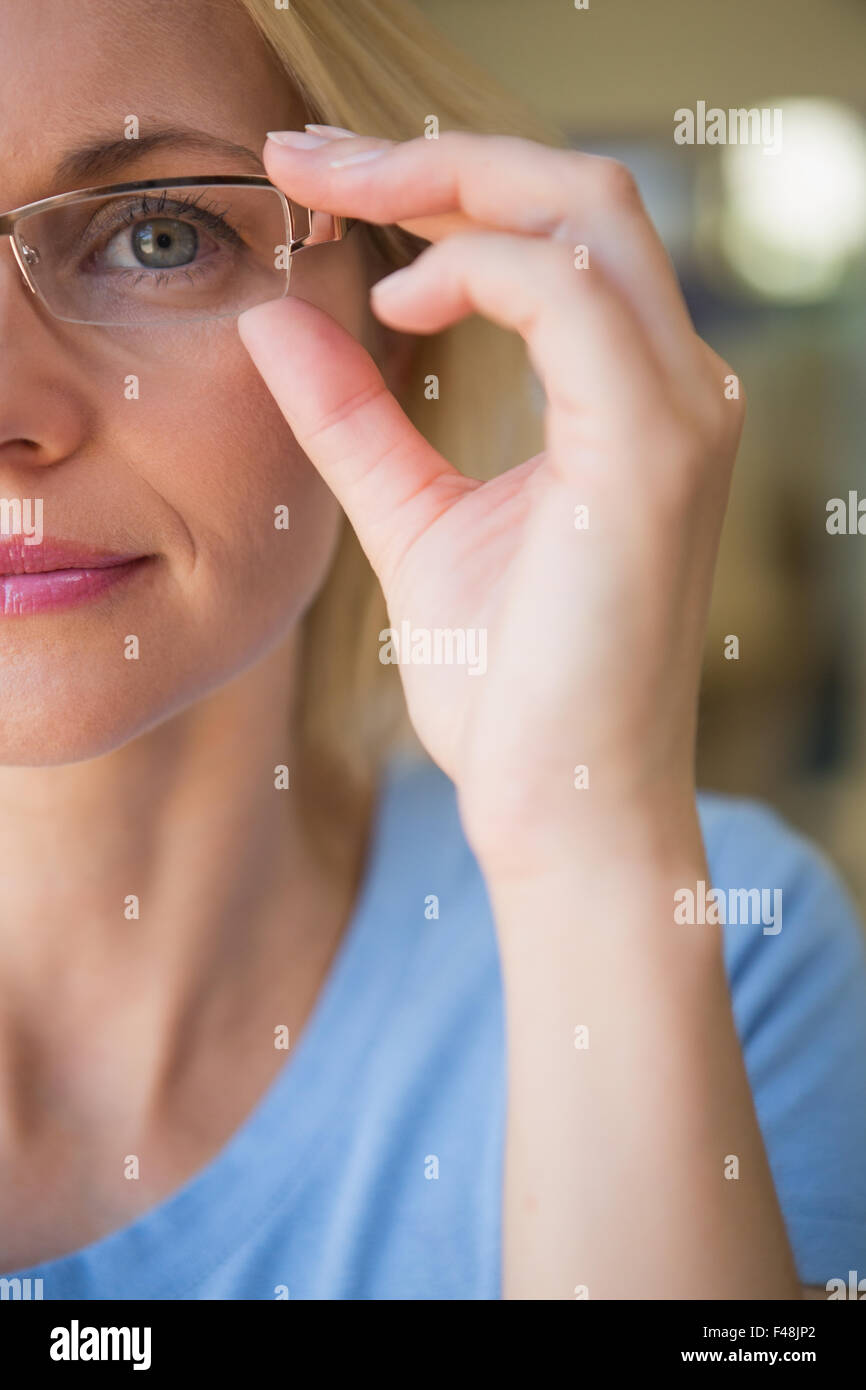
[238,128,742,878]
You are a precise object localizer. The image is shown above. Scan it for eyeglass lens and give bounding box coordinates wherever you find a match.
[11,184,291,327]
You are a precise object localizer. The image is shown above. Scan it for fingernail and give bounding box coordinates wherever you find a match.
[267,130,329,149]
[328,147,389,170]
[305,124,358,140]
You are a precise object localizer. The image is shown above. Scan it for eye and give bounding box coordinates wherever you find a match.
[102,216,205,271]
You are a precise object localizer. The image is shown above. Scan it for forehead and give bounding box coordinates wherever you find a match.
[0,0,301,205]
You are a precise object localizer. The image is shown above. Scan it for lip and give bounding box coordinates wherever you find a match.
[0,537,152,616]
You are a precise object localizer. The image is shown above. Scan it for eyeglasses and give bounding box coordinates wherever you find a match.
[0,175,354,328]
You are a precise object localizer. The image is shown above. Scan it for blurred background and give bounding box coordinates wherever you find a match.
[418,0,866,908]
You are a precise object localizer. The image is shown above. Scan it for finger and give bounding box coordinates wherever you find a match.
[264,129,697,375]
[236,296,468,587]
[370,231,667,430]
[270,129,476,245]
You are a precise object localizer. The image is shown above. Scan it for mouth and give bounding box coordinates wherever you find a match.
[0,538,154,617]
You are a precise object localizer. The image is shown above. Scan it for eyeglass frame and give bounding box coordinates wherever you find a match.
[0,174,356,325]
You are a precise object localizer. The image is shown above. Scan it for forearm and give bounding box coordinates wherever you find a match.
[485,816,801,1301]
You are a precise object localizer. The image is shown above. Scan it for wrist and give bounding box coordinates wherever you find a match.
[470,793,730,971]
[487,850,729,1002]
[465,784,706,892]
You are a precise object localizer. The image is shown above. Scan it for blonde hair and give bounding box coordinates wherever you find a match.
[236,0,554,787]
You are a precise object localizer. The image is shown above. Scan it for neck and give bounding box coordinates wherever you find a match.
[0,636,370,1112]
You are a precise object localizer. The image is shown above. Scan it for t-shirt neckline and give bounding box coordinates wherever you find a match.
[9,759,407,1299]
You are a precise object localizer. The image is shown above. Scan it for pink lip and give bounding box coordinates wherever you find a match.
[0,537,152,616]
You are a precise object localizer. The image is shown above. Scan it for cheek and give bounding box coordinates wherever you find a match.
[125,328,343,686]
[0,244,374,767]
[129,330,341,627]
[0,327,341,767]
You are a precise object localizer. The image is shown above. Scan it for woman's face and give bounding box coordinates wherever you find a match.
[0,0,368,765]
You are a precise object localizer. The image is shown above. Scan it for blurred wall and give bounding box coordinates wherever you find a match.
[418,0,866,132]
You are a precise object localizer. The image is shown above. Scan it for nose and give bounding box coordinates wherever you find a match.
[0,235,90,471]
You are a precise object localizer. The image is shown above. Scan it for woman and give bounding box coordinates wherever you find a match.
[0,0,863,1300]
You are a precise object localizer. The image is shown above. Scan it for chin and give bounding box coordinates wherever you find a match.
[0,637,201,766]
[0,684,166,766]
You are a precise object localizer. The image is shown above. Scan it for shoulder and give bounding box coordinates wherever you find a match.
[696,792,866,1283]
[698,787,855,903]
[696,788,866,998]
[380,759,866,1283]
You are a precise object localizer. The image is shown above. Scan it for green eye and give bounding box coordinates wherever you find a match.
[128,218,199,269]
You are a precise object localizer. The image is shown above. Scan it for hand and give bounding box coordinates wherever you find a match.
[238,129,744,878]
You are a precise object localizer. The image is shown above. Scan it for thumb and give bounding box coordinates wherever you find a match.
[237,295,460,587]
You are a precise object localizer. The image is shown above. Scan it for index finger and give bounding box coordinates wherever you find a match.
[265,129,698,371]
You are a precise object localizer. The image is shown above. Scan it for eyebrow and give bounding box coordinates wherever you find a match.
[51,127,265,189]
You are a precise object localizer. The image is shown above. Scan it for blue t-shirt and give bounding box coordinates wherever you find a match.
[8,758,866,1299]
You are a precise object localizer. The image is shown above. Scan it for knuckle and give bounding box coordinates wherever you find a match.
[537,235,580,279]
[681,342,747,447]
[591,157,643,211]
[653,414,725,511]
[434,129,473,157]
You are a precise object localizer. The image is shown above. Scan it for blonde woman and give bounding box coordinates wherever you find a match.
[0,0,863,1301]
